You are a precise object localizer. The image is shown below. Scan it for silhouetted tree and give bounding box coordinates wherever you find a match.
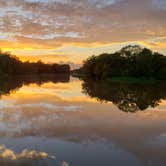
[81,45,166,80]
[0,51,70,76]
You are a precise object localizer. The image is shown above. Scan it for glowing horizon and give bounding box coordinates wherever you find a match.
[0,0,166,68]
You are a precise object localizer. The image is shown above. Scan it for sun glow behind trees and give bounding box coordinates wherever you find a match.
[0,0,165,66]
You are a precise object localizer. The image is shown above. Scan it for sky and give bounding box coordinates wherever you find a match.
[0,0,166,68]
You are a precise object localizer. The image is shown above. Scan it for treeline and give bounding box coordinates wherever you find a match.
[0,51,70,76]
[81,45,166,80]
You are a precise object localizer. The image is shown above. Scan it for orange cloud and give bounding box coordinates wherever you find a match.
[0,0,165,64]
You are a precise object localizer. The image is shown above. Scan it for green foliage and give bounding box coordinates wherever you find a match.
[82,45,166,80]
[0,51,70,75]
[110,77,158,84]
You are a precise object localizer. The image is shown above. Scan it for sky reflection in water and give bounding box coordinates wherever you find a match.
[0,76,166,166]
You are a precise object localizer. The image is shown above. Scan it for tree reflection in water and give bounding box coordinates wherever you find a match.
[1,75,166,113]
[82,80,166,112]
[0,74,70,97]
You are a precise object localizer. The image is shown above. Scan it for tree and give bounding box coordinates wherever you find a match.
[0,51,70,76]
[81,45,166,80]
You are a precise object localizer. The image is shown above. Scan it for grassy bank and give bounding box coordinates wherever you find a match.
[71,72,161,84]
[107,77,159,84]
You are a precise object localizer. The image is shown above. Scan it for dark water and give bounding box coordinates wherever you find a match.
[0,75,166,166]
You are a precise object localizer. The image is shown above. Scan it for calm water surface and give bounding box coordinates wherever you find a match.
[0,75,166,166]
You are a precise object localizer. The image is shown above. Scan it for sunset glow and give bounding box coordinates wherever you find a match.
[0,0,166,68]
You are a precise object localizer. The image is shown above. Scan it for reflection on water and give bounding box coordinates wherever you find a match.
[0,75,166,166]
[0,74,70,96]
[0,144,54,166]
[82,80,166,112]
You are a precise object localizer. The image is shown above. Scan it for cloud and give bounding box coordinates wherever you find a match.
[60,161,70,166]
[0,0,165,63]
[0,145,55,161]
[0,100,81,112]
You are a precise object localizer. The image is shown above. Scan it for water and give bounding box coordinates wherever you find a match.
[0,75,166,166]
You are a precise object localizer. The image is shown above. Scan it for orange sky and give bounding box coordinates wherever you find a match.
[0,0,166,68]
